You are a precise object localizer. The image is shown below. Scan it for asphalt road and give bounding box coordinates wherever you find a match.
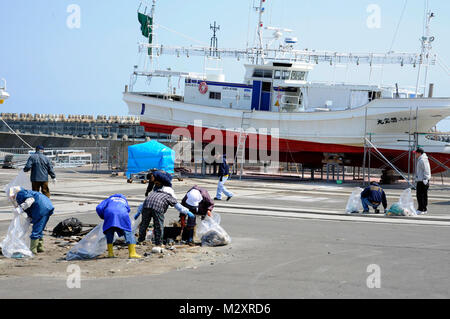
[0,168,449,298]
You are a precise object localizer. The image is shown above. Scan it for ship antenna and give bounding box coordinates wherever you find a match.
[415,0,435,97]
[255,0,266,64]
[209,21,220,58]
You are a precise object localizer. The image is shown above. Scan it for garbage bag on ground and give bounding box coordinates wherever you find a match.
[0,207,33,258]
[66,223,107,260]
[345,187,363,214]
[196,213,231,247]
[386,188,417,216]
[398,188,417,216]
[52,218,83,237]
[0,170,33,258]
[386,203,405,216]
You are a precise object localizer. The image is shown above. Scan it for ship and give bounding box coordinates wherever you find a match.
[123,0,450,179]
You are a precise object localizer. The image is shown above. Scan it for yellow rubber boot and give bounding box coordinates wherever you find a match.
[107,243,115,258]
[30,239,39,254]
[37,238,44,253]
[128,244,142,259]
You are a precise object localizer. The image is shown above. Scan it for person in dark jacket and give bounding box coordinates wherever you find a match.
[136,171,192,246]
[360,182,387,214]
[9,186,54,254]
[96,194,141,259]
[181,185,215,245]
[214,154,233,201]
[144,169,157,197]
[23,145,56,198]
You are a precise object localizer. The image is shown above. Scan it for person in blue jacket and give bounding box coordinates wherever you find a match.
[215,154,234,201]
[96,194,141,259]
[360,182,388,214]
[10,186,54,254]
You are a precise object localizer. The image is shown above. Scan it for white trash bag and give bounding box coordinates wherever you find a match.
[397,188,417,216]
[0,207,33,258]
[345,187,363,214]
[4,170,32,197]
[0,170,33,258]
[196,213,231,247]
[66,223,107,260]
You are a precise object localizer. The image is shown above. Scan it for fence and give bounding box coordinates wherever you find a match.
[0,147,109,169]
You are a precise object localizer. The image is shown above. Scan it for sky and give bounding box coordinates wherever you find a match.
[0,0,449,130]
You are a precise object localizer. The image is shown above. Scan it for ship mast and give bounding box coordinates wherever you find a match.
[415,1,435,97]
[149,0,157,69]
[255,0,266,65]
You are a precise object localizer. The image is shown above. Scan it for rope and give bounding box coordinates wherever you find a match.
[389,0,408,52]
[155,23,209,46]
[0,117,34,150]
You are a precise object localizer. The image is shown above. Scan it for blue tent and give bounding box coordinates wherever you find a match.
[126,140,175,178]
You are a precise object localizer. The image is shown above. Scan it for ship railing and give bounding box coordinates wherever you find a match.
[424,132,450,143]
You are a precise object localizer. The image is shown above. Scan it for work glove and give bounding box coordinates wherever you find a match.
[52,178,57,185]
[423,179,428,185]
[26,217,32,223]
[134,212,140,220]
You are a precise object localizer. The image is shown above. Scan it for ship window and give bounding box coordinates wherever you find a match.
[274,70,281,79]
[262,82,272,92]
[209,92,221,100]
[253,69,264,78]
[263,70,273,78]
[253,69,273,78]
[291,71,306,81]
[282,70,290,80]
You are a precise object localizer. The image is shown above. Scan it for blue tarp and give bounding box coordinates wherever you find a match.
[126,140,175,178]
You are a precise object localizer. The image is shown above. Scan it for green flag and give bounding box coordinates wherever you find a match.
[138,12,153,55]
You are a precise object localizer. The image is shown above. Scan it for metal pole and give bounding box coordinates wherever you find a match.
[365,138,415,188]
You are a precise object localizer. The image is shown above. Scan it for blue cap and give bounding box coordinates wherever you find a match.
[36,145,44,151]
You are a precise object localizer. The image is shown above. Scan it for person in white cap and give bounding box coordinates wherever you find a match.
[180,186,214,245]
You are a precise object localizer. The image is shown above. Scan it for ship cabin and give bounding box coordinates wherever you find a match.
[183,61,420,113]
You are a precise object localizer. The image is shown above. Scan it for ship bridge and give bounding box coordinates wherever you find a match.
[244,62,314,112]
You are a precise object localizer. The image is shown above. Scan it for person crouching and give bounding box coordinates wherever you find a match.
[96,194,141,259]
[136,171,193,247]
[10,186,54,254]
[180,186,215,246]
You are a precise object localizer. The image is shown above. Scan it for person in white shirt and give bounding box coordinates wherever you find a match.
[414,147,431,215]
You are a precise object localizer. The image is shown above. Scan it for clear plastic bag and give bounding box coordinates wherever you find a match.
[196,213,231,247]
[4,170,32,198]
[395,188,417,216]
[66,223,107,260]
[345,187,363,214]
[0,207,33,258]
[0,170,33,258]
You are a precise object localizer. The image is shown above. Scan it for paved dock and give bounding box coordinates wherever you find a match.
[0,168,449,298]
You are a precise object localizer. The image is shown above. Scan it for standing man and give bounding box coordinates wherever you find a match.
[23,145,56,198]
[215,154,233,201]
[415,147,431,215]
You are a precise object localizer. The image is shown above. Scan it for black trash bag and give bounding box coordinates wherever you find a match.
[52,218,83,237]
